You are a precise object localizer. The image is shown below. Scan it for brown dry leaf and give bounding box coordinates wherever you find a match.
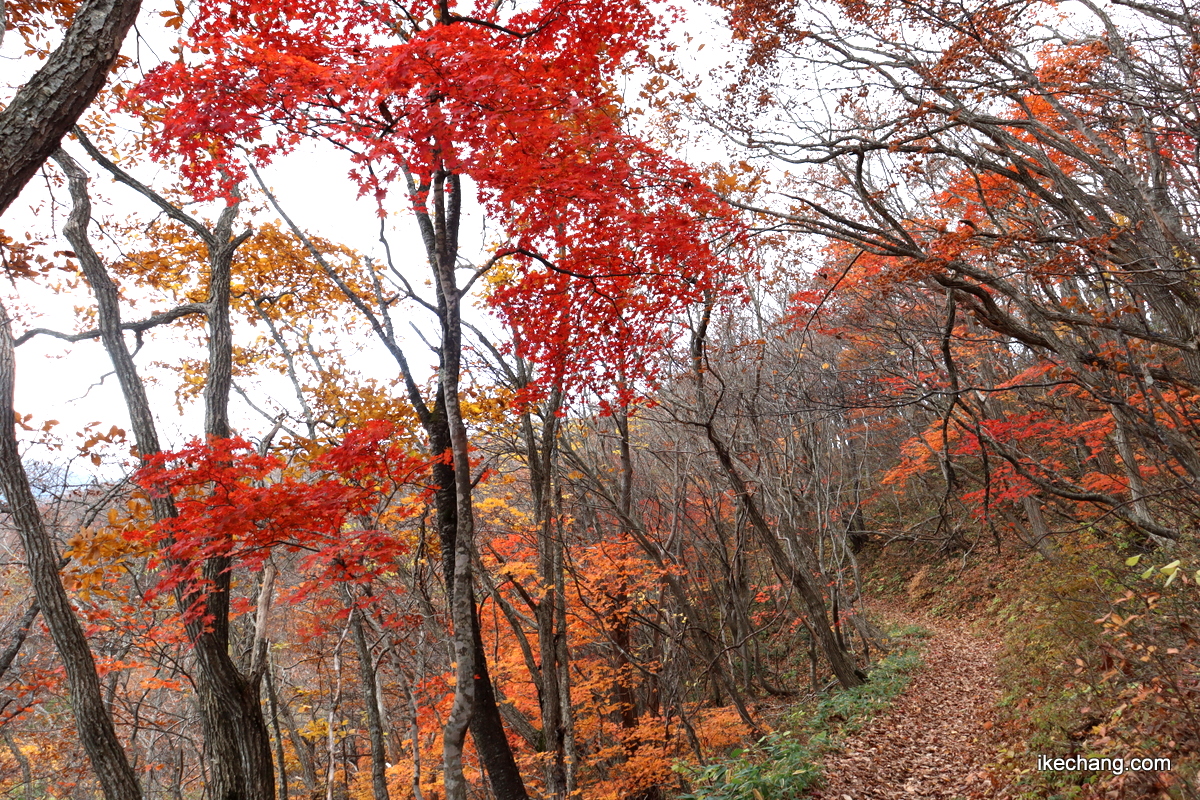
[812,612,1005,799]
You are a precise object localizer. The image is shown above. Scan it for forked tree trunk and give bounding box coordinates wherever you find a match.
[427,170,478,800]
[257,158,529,800]
[415,170,528,800]
[53,149,274,800]
[194,178,276,800]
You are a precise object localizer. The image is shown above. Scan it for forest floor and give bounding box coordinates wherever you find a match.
[810,610,1007,799]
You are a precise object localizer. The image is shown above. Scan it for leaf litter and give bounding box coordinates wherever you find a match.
[813,615,1005,799]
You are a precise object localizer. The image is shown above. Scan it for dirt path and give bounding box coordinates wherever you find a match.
[812,616,1005,799]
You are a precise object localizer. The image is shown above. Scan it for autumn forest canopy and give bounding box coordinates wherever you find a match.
[0,0,1198,797]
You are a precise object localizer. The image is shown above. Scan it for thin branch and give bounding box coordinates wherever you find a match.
[14,303,208,346]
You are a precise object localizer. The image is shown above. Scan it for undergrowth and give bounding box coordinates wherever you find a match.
[991,536,1200,800]
[845,534,1199,798]
[676,629,927,799]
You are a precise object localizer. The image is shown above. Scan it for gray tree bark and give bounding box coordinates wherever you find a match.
[0,601,39,681]
[347,601,390,800]
[0,300,142,800]
[704,425,866,689]
[0,0,140,214]
[253,158,529,800]
[53,147,273,800]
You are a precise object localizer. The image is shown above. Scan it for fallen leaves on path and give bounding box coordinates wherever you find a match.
[813,615,1004,799]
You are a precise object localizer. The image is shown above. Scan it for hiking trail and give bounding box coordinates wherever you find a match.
[811,614,1005,799]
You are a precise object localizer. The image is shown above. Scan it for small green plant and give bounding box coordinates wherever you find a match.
[676,642,924,799]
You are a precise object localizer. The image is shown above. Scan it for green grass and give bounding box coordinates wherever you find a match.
[676,633,926,800]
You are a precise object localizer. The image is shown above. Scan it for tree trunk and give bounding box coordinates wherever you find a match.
[0,300,142,800]
[53,148,273,800]
[704,426,865,689]
[259,160,529,800]
[277,674,321,798]
[265,661,290,800]
[349,607,390,800]
[0,600,39,681]
[0,0,140,214]
[468,598,529,800]
[428,169,477,800]
[413,170,527,800]
[520,386,569,799]
[194,185,277,800]
[535,520,568,798]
